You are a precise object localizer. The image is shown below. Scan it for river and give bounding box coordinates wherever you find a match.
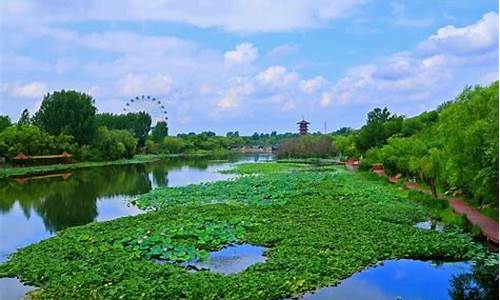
[0,154,272,299]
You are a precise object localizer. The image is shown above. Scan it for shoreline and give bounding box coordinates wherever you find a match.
[0,151,274,179]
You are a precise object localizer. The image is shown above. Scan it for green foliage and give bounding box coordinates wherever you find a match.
[0,154,171,179]
[222,162,306,174]
[0,125,76,158]
[333,134,360,159]
[93,127,138,161]
[33,90,97,145]
[132,170,327,210]
[151,121,168,143]
[122,219,248,262]
[162,136,189,153]
[436,82,499,206]
[355,108,404,152]
[95,112,152,146]
[17,109,31,126]
[0,115,12,132]
[276,135,335,159]
[0,166,484,299]
[366,81,499,207]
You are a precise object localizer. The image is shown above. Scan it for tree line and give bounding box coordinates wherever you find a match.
[333,81,498,211]
[0,90,303,162]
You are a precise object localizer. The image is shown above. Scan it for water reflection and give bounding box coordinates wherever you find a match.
[182,244,267,275]
[0,154,272,262]
[295,259,499,300]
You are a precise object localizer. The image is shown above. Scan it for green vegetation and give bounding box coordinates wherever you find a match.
[0,154,173,179]
[33,90,98,145]
[0,125,76,158]
[333,81,499,214]
[123,219,248,262]
[95,112,152,146]
[220,162,306,174]
[1,163,490,299]
[276,135,334,159]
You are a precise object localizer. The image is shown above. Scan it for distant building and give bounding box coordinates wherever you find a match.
[297,118,310,135]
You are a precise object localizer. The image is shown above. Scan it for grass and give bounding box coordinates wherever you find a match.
[0,163,489,299]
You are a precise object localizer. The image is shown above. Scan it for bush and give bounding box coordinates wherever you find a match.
[161,137,188,154]
[93,127,137,160]
[0,125,76,159]
[276,135,335,159]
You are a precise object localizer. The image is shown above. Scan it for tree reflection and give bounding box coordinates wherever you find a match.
[449,258,499,300]
[0,155,244,233]
[0,164,154,232]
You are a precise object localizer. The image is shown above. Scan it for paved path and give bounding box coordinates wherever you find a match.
[448,198,499,244]
[372,169,499,244]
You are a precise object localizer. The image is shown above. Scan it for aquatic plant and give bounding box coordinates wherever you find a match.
[0,165,488,299]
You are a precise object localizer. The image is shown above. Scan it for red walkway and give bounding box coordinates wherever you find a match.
[372,169,499,244]
[448,198,499,244]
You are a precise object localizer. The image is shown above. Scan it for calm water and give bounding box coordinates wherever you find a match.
[297,259,476,300]
[181,244,267,275]
[0,154,496,299]
[0,154,271,299]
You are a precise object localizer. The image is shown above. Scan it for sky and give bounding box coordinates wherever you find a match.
[0,0,498,135]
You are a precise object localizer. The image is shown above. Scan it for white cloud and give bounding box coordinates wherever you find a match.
[256,65,299,88]
[217,90,239,109]
[224,43,258,66]
[300,76,326,94]
[2,0,366,32]
[120,73,173,96]
[329,12,499,107]
[320,92,333,107]
[418,12,498,55]
[267,44,298,57]
[9,82,46,98]
[216,77,253,110]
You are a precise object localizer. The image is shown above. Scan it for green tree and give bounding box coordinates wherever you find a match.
[93,127,137,160]
[95,112,151,146]
[0,125,75,158]
[0,116,11,132]
[151,121,168,143]
[18,109,31,126]
[33,90,97,145]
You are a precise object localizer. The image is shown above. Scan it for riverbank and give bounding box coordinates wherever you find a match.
[0,151,255,179]
[0,154,173,179]
[1,162,495,299]
[368,167,499,244]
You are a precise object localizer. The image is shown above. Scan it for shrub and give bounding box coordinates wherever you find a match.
[93,127,137,160]
[276,135,335,159]
[0,125,76,159]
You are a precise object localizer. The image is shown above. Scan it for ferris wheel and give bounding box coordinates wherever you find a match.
[122,95,168,123]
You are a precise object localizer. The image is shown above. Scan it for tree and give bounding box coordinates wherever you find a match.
[151,121,168,143]
[93,127,137,160]
[367,107,392,124]
[0,116,11,132]
[95,112,151,146]
[0,125,75,158]
[18,109,31,126]
[33,90,97,145]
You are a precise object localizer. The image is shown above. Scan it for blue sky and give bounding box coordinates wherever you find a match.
[1,0,498,135]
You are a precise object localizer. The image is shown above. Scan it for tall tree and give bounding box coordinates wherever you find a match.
[18,109,31,126]
[33,90,97,145]
[151,121,168,143]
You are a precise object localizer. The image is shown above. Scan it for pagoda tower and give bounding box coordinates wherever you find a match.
[297,118,310,135]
